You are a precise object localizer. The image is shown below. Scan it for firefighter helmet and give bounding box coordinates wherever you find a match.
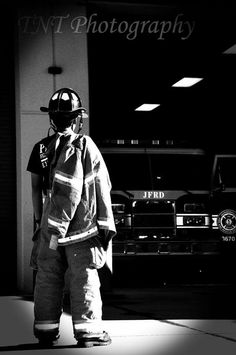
[40,88,86,116]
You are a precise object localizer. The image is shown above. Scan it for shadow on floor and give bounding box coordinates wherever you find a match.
[59,283,236,320]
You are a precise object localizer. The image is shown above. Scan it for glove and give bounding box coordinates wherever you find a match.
[49,234,58,250]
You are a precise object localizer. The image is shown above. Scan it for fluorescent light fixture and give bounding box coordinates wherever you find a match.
[223,44,236,54]
[172,77,203,87]
[135,103,160,111]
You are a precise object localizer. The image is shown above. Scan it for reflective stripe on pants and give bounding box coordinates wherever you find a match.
[34,320,60,339]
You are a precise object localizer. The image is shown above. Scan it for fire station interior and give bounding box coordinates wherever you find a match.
[87,0,236,301]
[1,0,236,319]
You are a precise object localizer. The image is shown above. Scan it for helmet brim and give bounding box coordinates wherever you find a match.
[40,106,86,113]
[40,106,49,112]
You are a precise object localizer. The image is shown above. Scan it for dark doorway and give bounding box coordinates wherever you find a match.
[0,6,17,295]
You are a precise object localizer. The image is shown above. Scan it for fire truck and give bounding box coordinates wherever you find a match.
[100,139,236,285]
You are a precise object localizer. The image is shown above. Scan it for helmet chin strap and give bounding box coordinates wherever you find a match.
[78,116,83,133]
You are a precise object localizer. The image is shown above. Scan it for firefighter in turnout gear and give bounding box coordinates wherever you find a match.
[27,88,116,347]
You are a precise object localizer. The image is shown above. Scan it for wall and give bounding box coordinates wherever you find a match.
[15,2,89,293]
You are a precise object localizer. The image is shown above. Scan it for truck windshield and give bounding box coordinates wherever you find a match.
[102,150,211,191]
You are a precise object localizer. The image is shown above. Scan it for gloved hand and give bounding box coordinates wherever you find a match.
[49,234,58,250]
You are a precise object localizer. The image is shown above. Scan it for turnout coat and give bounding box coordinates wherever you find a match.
[47,132,116,249]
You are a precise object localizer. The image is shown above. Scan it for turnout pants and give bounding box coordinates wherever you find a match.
[33,197,106,341]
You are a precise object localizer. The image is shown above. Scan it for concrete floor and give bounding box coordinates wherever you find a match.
[0,285,236,355]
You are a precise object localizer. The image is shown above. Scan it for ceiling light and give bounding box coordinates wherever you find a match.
[135,103,160,111]
[223,44,236,54]
[172,77,203,87]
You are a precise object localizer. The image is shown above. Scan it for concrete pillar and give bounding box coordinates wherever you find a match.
[15,2,89,293]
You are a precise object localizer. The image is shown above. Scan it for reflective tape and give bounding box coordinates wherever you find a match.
[84,172,96,185]
[54,172,81,190]
[48,217,65,229]
[97,219,110,228]
[58,226,98,244]
[34,323,59,330]
[97,218,116,232]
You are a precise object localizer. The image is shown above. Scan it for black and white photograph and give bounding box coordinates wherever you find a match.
[1,0,236,354]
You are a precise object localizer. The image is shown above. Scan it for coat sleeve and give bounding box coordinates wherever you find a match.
[86,137,117,248]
